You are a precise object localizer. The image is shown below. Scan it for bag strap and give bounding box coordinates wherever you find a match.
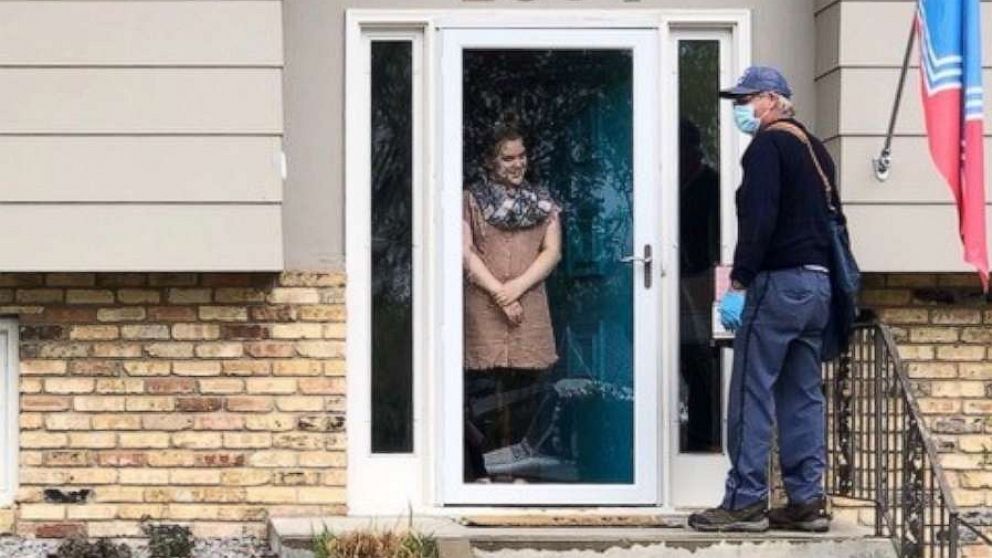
[765,121,837,213]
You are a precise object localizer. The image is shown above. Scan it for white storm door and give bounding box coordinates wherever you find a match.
[437,28,662,506]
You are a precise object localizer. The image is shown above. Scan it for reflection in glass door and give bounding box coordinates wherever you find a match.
[462,49,635,487]
[677,40,723,455]
[669,29,737,508]
[441,29,660,505]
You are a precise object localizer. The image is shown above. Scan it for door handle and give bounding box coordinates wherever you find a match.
[619,244,653,288]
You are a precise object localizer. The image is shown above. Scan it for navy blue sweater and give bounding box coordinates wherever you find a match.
[731,119,843,287]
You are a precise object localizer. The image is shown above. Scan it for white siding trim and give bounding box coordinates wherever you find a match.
[0,319,19,508]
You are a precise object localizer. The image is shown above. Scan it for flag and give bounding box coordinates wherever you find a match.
[918,0,989,290]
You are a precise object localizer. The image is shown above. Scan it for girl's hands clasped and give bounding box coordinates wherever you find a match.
[500,301,524,326]
[493,278,527,307]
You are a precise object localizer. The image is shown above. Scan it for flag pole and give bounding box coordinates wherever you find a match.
[872,14,918,182]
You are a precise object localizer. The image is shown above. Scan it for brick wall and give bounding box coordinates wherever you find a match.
[0,272,346,538]
[3,270,988,540]
[863,273,992,515]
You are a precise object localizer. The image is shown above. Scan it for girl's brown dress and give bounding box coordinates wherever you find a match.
[463,191,559,371]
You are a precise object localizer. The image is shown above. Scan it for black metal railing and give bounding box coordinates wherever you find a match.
[824,319,992,558]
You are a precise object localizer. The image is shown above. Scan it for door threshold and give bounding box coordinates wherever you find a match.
[394,505,689,522]
[455,512,686,528]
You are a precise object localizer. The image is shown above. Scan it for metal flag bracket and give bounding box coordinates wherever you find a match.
[873,14,918,182]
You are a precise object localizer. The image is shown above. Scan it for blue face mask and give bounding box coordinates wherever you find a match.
[733,104,761,135]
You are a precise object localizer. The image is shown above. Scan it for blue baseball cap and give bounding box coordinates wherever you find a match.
[719,66,793,99]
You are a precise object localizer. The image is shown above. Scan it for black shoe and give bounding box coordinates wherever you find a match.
[687,500,769,532]
[768,496,831,532]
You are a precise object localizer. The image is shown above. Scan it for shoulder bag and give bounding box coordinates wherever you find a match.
[766,121,861,361]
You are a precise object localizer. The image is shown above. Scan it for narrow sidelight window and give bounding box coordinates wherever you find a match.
[370,41,415,454]
[677,40,723,454]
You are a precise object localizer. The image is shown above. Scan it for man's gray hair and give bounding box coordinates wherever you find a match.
[772,93,796,117]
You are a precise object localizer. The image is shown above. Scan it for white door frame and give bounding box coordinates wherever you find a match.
[664,26,750,508]
[345,8,751,515]
[344,25,432,516]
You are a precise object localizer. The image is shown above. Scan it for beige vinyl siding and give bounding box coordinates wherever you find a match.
[847,206,992,272]
[0,205,282,272]
[814,0,840,79]
[816,0,992,273]
[819,2,992,70]
[1,1,283,271]
[814,68,842,144]
[815,0,836,12]
[0,1,281,66]
[831,137,992,204]
[0,69,281,134]
[820,68,992,137]
[0,137,282,203]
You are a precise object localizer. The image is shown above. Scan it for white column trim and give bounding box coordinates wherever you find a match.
[0,319,20,508]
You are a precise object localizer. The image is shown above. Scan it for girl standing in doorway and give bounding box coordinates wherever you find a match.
[462,116,563,482]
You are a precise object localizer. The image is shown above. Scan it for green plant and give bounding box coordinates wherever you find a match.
[142,523,194,558]
[311,526,437,558]
[313,527,334,558]
[49,538,133,558]
[395,529,438,558]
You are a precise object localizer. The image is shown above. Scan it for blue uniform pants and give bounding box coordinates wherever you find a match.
[722,267,832,510]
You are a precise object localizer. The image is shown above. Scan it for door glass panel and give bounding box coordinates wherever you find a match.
[370,41,414,454]
[677,40,723,453]
[461,49,635,484]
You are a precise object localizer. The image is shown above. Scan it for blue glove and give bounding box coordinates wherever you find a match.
[718,290,746,332]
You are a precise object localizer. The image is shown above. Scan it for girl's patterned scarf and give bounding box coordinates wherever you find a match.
[469,177,556,230]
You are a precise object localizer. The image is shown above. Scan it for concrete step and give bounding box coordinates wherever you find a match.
[268,516,896,558]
